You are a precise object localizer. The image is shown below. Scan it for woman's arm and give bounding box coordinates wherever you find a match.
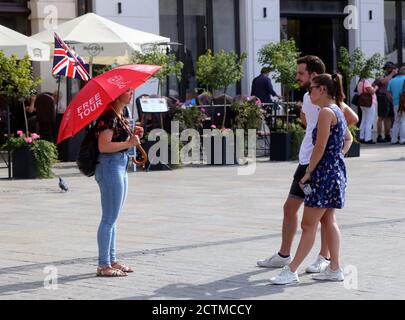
[341,102,359,126]
[98,129,139,153]
[300,108,334,184]
[342,128,353,156]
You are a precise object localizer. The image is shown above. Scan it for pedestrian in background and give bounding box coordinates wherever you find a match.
[374,62,397,143]
[387,66,405,144]
[251,67,282,104]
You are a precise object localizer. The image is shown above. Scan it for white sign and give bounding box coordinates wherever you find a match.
[140,98,168,113]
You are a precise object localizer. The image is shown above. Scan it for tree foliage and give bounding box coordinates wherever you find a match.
[258,39,300,97]
[0,51,42,99]
[131,47,183,94]
[196,49,247,94]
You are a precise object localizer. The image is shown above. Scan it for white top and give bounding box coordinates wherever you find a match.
[298,93,321,165]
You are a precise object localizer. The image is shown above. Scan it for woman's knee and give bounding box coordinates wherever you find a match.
[300,220,317,233]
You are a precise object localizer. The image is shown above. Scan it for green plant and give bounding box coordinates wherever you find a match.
[92,64,113,77]
[131,47,183,95]
[276,119,305,160]
[231,99,264,132]
[258,39,300,101]
[338,47,385,103]
[0,51,42,135]
[348,124,360,144]
[288,120,305,160]
[1,131,58,178]
[171,106,206,131]
[196,49,247,128]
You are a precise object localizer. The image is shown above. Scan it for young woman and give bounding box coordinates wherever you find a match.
[95,89,143,277]
[270,74,352,285]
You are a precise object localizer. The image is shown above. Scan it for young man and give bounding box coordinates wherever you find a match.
[257,56,359,273]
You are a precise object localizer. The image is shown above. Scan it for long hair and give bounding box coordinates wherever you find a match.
[311,73,345,108]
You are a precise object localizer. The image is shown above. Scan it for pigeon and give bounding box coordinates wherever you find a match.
[58,176,69,192]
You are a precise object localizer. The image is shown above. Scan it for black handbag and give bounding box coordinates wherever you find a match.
[351,93,359,106]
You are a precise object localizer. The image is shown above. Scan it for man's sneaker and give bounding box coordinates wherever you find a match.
[384,135,391,142]
[257,253,291,268]
[312,266,344,282]
[270,266,299,285]
[377,135,384,143]
[305,255,330,273]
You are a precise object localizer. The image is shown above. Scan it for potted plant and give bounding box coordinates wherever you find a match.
[196,49,247,129]
[0,52,42,136]
[346,125,360,158]
[257,39,302,160]
[1,130,58,178]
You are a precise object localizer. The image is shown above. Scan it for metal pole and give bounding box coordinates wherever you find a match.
[6,104,11,179]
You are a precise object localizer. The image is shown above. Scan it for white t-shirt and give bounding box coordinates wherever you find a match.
[298,93,321,165]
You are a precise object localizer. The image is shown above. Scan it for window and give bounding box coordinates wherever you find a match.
[280,0,347,13]
[0,0,29,34]
[77,0,93,15]
[384,1,398,63]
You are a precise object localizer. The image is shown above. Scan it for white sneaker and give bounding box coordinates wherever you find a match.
[270,266,300,285]
[305,255,330,273]
[257,253,291,268]
[312,266,344,282]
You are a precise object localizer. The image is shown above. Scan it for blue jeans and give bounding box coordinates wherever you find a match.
[95,152,129,267]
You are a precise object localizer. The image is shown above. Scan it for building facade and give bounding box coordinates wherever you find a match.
[0,0,394,97]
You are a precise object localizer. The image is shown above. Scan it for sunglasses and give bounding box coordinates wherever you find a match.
[308,85,320,94]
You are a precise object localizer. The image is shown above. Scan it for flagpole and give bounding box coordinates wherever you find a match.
[54,32,91,80]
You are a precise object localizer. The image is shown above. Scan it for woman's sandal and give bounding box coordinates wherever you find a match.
[111,262,134,273]
[96,266,127,277]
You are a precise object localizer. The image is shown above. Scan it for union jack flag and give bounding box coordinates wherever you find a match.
[52,33,90,81]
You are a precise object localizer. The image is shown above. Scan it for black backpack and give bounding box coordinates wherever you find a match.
[76,125,99,177]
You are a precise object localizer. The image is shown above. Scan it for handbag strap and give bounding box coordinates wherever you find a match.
[111,107,133,136]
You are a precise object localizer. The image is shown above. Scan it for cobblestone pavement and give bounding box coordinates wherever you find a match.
[0,144,404,300]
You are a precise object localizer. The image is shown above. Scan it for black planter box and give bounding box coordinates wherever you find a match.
[270,132,292,161]
[346,142,360,157]
[209,135,239,165]
[12,146,37,179]
[142,140,172,171]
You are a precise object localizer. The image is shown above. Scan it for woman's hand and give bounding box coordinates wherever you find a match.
[128,134,140,147]
[299,172,311,190]
[134,126,144,138]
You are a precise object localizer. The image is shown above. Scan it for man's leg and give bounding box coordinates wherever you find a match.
[257,164,306,268]
[279,196,303,256]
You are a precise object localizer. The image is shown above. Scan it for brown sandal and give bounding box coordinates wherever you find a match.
[96,266,127,277]
[111,262,134,273]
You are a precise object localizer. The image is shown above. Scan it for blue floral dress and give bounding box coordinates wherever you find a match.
[304,104,347,209]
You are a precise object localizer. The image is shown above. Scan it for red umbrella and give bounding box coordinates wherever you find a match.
[57,64,161,144]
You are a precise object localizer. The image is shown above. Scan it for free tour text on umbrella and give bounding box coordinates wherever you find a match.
[77,92,103,120]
